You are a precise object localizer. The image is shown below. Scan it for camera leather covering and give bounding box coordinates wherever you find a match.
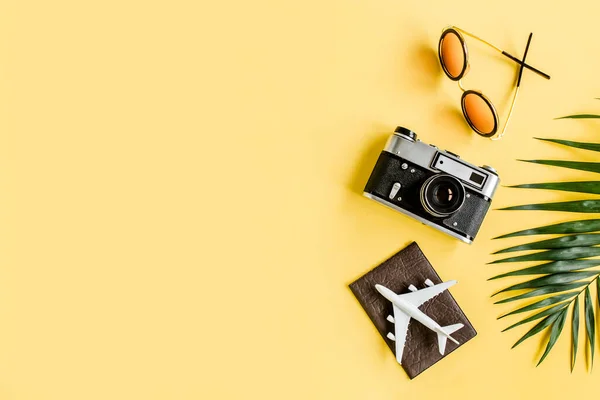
[442,193,490,239]
[349,242,476,379]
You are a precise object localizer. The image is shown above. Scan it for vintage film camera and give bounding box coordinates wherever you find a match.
[364,127,500,243]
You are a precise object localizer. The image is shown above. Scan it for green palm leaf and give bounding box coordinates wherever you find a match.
[492,105,600,369]
[508,181,600,195]
[535,138,600,152]
[572,297,580,371]
[489,260,600,280]
[518,160,600,174]
[556,114,600,119]
[500,200,600,213]
[489,247,600,264]
[585,287,595,367]
[498,292,577,319]
[493,283,588,304]
[493,234,600,254]
[494,219,600,239]
[511,310,565,347]
[492,272,596,295]
[537,309,568,366]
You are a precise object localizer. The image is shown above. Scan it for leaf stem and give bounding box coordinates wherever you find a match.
[556,274,599,317]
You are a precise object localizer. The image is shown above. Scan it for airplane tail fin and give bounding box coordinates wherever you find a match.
[436,323,464,355]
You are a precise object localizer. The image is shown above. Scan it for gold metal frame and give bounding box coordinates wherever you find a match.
[439,26,546,141]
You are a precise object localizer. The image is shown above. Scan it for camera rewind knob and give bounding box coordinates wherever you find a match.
[394,126,417,142]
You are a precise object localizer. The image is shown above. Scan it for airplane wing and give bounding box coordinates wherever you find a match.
[391,305,410,365]
[397,280,457,308]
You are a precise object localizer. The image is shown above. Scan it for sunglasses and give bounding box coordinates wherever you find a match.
[438,26,550,140]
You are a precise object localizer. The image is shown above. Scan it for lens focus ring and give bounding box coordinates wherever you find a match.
[420,174,466,218]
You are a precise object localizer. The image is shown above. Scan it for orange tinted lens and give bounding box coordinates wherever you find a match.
[462,92,496,135]
[440,31,466,79]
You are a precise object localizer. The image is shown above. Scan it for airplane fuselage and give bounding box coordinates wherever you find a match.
[392,296,442,333]
[376,284,451,339]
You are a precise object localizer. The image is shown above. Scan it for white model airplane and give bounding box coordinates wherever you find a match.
[375,280,464,365]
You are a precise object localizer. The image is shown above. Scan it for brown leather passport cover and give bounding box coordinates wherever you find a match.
[349,242,476,379]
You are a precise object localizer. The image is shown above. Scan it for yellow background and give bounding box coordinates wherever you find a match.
[1,0,600,398]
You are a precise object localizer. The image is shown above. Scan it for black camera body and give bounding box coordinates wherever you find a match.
[364,127,500,243]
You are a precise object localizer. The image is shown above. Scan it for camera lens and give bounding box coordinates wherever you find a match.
[420,174,466,218]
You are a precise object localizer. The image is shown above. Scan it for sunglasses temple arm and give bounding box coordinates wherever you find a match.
[501,51,550,80]
[493,33,533,141]
[492,87,519,141]
[452,27,550,80]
